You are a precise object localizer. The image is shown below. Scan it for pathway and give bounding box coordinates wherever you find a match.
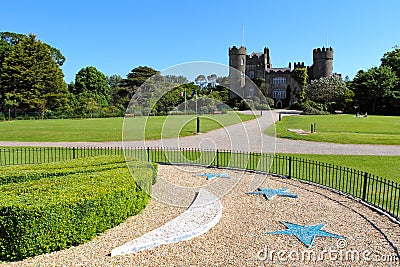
[0,110,399,155]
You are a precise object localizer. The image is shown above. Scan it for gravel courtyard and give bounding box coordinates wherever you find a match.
[3,164,399,267]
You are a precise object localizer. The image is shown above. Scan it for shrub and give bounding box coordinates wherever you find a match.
[290,100,330,115]
[0,156,127,185]
[0,156,155,261]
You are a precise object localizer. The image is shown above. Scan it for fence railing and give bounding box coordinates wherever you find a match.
[0,146,398,222]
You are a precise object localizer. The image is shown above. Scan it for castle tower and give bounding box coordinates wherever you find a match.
[263,47,272,69]
[312,47,333,79]
[229,46,246,97]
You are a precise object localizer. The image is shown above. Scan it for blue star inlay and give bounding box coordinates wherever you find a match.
[193,173,231,180]
[246,188,297,200]
[266,221,344,248]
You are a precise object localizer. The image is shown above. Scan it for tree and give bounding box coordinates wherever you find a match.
[4,93,18,120]
[74,66,109,97]
[0,32,65,67]
[351,66,399,114]
[381,46,400,79]
[207,74,218,87]
[305,76,353,113]
[120,66,158,98]
[0,34,68,118]
[194,74,208,89]
[73,66,110,117]
[291,68,308,103]
[108,74,127,113]
[164,75,188,84]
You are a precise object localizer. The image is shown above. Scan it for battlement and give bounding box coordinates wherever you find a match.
[294,62,305,69]
[313,47,333,52]
[229,46,246,55]
[247,52,263,59]
[313,47,333,59]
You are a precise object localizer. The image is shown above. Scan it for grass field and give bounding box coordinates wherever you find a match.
[0,113,256,142]
[1,146,399,183]
[267,114,400,145]
[280,154,400,184]
[125,113,256,141]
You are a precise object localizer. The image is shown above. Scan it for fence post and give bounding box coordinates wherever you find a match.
[73,147,76,159]
[216,149,219,168]
[362,172,369,201]
[288,156,292,179]
[147,147,150,162]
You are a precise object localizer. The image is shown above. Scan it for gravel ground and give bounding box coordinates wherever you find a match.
[3,164,399,267]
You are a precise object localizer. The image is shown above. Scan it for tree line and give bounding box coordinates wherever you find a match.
[0,32,245,119]
[1,31,400,119]
[291,46,400,115]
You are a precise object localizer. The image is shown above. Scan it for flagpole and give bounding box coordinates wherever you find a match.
[184,87,187,114]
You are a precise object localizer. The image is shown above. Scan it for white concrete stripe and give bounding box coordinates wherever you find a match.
[111,189,222,256]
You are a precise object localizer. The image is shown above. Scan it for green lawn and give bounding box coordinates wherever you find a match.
[267,114,400,145]
[280,154,400,184]
[0,113,256,142]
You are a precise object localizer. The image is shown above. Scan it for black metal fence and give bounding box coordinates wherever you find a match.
[0,146,398,222]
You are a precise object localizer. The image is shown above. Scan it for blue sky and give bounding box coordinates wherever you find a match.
[1,0,399,83]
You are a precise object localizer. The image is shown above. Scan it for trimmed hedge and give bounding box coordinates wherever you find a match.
[0,156,128,185]
[0,156,156,261]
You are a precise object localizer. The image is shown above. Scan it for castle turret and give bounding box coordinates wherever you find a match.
[229,46,247,96]
[312,47,333,79]
[263,47,272,68]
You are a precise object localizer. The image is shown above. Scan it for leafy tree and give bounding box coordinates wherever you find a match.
[381,46,400,79]
[120,66,158,98]
[73,66,110,116]
[108,74,127,113]
[194,74,208,89]
[0,32,65,67]
[152,85,183,114]
[0,32,26,64]
[74,66,109,96]
[75,92,103,118]
[4,93,18,120]
[351,66,399,114]
[291,68,308,102]
[207,74,218,87]
[164,75,188,84]
[195,74,206,83]
[0,34,68,118]
[305,76,353,113]
[216,76,229,88]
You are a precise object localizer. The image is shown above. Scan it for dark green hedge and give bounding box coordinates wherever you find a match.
[0,156,155,261]
[0,156,128,185]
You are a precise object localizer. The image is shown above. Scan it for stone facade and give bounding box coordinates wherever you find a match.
[228,45,334,108]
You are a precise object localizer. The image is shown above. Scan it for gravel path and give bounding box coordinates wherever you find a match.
[2,165,399,266]
[1,110,399,155]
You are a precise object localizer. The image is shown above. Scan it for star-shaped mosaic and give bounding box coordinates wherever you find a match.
[246,188,297,200]
[265,221,344,248]
[193,173,231,180]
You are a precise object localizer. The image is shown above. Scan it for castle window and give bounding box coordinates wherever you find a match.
[273,77,286,84]
[273,89,286,99]
[241,58,244,66]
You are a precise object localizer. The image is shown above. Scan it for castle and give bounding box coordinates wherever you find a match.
[228,45,334,108]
